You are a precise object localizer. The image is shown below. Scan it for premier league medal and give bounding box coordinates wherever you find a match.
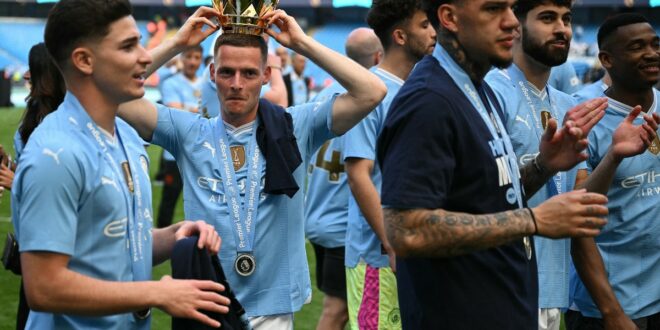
[648,135,660,155]
[540,110,552,130]
[235,253,256,276]
[523,237,532,260]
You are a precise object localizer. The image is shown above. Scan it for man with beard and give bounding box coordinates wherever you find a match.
[375,0,632,328]
[485,2,636,329]
[342,1,436,329]
[566,13,660,330]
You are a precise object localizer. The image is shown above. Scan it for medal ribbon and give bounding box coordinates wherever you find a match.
[434,45,524,208]
[211,118,263,255]
[507,64,564,197]
[65,94,148,281]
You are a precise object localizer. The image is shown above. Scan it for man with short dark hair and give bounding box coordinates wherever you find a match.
[12,1,228,329]
[342,1,436,329]
[483,2,618,329]
[376,0,624,328]
[304,27,382,330]
[567,13,660,330]
[283,52,310,106]
[119,9,387,329]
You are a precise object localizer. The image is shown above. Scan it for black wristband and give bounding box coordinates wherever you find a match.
[526,207,538,235]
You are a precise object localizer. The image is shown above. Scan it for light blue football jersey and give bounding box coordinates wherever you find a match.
[12,92,153,330]
[199,64,275,119]
[305,82,347,248]
[343,68,404,268]
[160,72,201,112]
[486,64,582,309]
[549,62,582,95]
[572,90,660,319]
[152,96,336,317]
[573,78,608,103]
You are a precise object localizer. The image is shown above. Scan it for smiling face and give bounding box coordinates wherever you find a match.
[89,16,152,104]
[452,0,520,69]
[601,23,660,89]
[520,4,572,67]
[211,44,269,126]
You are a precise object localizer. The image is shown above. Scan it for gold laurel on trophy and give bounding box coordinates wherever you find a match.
[212,0,280,35]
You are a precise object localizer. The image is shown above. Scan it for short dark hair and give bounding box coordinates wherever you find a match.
[367,0,424,49]
[44,0,132,69]
[513,0,572,20]
[183,44,204,55]
[597,13,650,49]
[213,34,268,65]
[422,0,454,31]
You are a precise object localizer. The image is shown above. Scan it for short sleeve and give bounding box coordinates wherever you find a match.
[13,135,82,255]
[152,104,198,159]
[379,90,456,209]
[343,105,380,161]
[160,77,181,105]
[288,95,337,156]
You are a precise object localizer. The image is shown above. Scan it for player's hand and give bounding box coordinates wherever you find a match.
[537,118,588,173]
[563,97,607,137]
[175,220,221,255]
[157,275,230,327]
[0,163,14,190]
[171,6,221,50]
[264,10,308,50]
[610,106,659,161]
[533,189,608,238]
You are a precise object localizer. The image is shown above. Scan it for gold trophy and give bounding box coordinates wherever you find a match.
[212,0,280,35]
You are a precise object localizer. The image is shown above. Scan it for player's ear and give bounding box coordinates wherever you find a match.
[71,47,94,75]
[438,4,458,34]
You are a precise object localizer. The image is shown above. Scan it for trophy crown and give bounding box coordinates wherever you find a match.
[212,0,279,36]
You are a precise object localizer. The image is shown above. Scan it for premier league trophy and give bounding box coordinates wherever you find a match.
[212,0,280,35]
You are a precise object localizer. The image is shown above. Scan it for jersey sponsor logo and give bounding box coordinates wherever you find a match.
[104,217,127,238]
[621,170,660,189]
[42,148,64,165]
[230,145,245,170]
[515,114,531,130]
[202,141,216,158]
[198,175,223,192]
[101,176,120,191]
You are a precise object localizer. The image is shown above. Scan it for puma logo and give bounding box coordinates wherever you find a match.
[203,141,216,158]
[101,176,120,191]
[515,115,531,130]
[42,148,63,165]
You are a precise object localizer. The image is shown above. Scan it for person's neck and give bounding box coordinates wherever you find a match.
[68,76,117,134]
[222,109,258,128]
[184,72,197,83]
[438,30,491,83]
[378,47,418,81]
[513,44,551,91]
[606,83,655,112]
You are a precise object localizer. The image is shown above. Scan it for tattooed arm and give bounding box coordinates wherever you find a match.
[384,190,608,258]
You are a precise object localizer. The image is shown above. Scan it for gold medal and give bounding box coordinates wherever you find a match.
[648,135,660,155]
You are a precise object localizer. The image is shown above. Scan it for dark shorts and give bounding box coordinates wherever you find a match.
[312,242,347,300]
[565,310,660,330]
